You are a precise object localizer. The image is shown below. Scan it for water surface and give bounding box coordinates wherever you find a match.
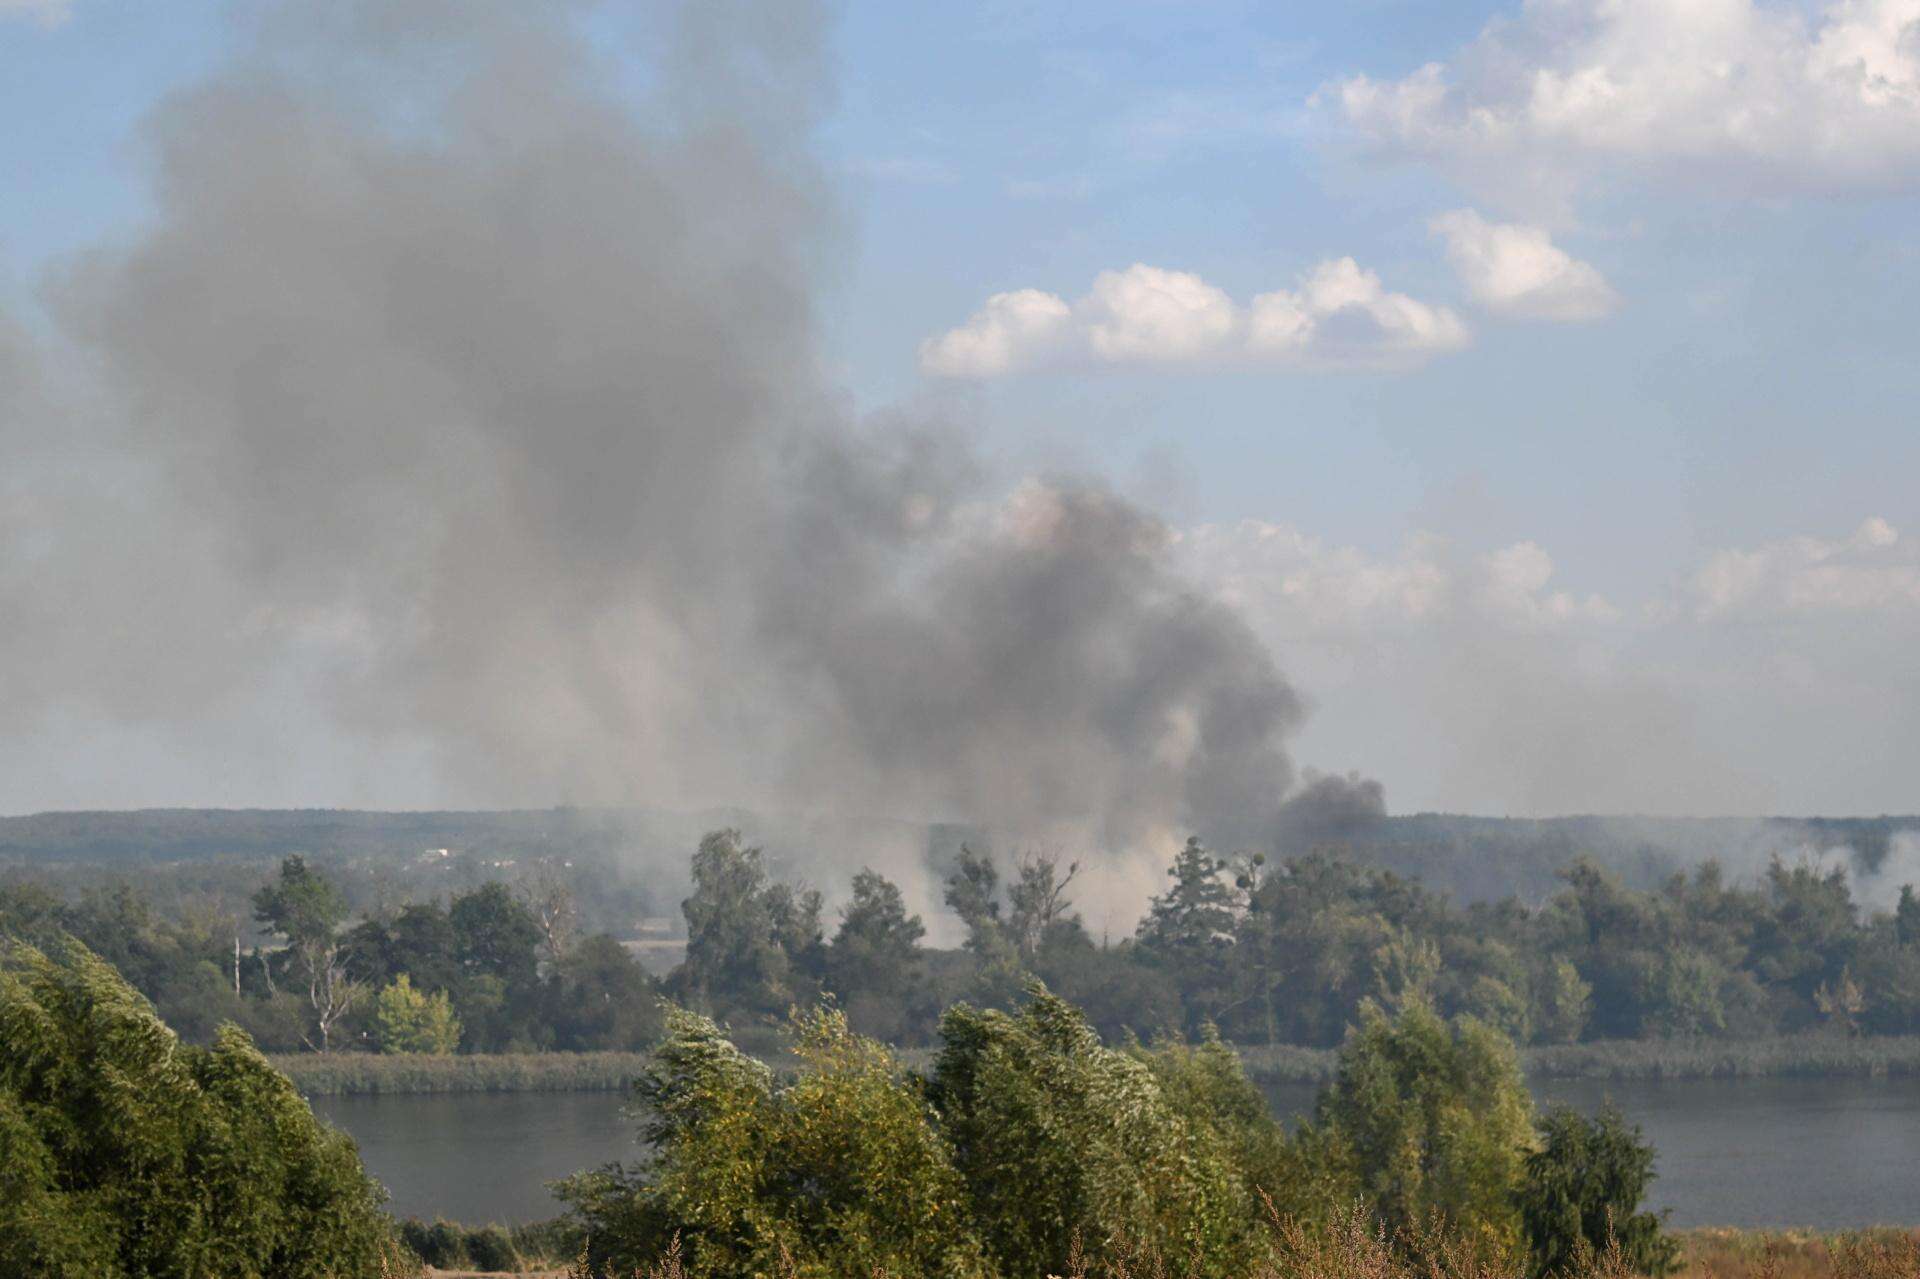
[315,1074,1920,1228]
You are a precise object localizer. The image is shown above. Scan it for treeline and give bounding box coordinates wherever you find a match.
[664,830,1920,1051]
[0,859,665,1054]
[642,826,1906,1051]
[8,826,1920,1056]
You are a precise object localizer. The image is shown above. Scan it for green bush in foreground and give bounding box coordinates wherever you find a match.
[564,987,1677,1279]
[0,937,398,1278]
[562,1003,991,1279]
[1311,999,1537,1264]
[1518,1106,1677,1279]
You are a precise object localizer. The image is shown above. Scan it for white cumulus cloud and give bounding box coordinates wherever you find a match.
[1430,209,1622,321]
[1689,517,1920,619]
[921,261,1468,378]
[1328,0,1920,203]
[917,289,1073,379]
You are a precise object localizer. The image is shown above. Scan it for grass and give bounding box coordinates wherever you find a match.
[271,1051,653,1096]
[399,1216,583,1273]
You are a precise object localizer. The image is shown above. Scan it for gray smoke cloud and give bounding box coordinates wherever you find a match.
[2,0,1343,896]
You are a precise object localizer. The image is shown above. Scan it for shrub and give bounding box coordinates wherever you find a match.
[1518,1105,1678,1279]
[561,1003,989,1279]
[0,937,398,1278]
[1312,999,1536,1265]
[928,986,1260,1279]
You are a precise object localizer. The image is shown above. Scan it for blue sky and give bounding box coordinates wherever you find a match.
[2,0,1918,818]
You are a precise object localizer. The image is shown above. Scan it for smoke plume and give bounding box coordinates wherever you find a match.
[1,0,1348,894]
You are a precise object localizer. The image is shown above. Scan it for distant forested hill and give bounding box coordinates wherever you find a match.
[0,806,671,863]
[0,805,1913,905]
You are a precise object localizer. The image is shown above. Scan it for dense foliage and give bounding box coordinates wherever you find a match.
[8,816,1920,1061]
[1518,1106,1679,1279]
[562,986,1674,1279]
[0,938,397,1278]
[0,855,665,1055]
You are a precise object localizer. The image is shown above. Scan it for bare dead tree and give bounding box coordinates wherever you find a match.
[303,940,363,1054]
[1008,847,1081,960]
[518,857,578,967]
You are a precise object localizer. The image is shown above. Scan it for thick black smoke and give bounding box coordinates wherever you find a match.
[8,0,1361,886]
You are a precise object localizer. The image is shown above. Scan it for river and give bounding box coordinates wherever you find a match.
[313,1075,1920,1228]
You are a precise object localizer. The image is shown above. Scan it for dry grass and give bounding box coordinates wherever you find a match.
[399,1223,1920,1279]
[1674,1228,1920,1279]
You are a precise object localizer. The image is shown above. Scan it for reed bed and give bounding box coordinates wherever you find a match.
[276,1033,1920,1097]
[272,1051,654,1096]
[1524,1036,1920,1081]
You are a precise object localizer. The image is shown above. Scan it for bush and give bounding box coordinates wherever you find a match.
[561,1004,989,1279]
[0,937,399,1278]
[927,987,1261,1279]
[1311,1000,1536,1265]
[1518,1106,1678,1279]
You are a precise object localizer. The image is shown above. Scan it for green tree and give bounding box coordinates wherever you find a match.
[0,938,396,1277]
[1535,959,1593,1045]
[827,869,926,1037]
[1133,1027,1355,1230]
[1312,999,1536,1263]
[675,830,823,1020]
[1138,837,1238,1031]
[547,934,665,1051]
[928,984,1258,1279]
[1898,885,1920,948]
[374,973,462,1054]
[943,845,1004,956]
[449,882,545,1050]
[252,856,360,1051]
[1517,1105,1678,1279]
[1640,949,1726,1038]
[251,854,346,950]
[1140,838,1238,955]
[561,1005,989,1279]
